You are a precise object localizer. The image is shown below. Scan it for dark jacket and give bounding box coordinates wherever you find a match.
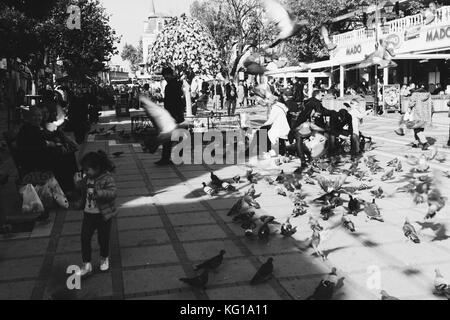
[225,83,237,101]
[164,79,185,124]
[211,83,223,97]
[292,82,304,103]
[294,97,332,128]
[16,123,52,173]
[75,172,117,221]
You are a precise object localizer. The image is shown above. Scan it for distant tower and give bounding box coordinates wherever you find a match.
[142,0,171,68]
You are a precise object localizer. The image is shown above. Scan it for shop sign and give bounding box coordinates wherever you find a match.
[404,26,421,41]
[346,44,362,55]
[426,26,450,42]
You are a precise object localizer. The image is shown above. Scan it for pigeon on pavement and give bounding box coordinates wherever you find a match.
[250,257,274,285]
[179,269,209,289]
[194,250,226,271]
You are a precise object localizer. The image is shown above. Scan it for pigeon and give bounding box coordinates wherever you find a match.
[434,268,450,298]
[246,170,258,183]
[179,269,209,289]
[403,218,420,243]
[275,170,285,183]
[232,175,241,184]
[292,205,307,217]
[342,214,356,232]
[276,187,287,197]
[347,44,397,70]
[112,152,124,158]
[311,229,326,260]
[386,158,399,167]
[426,188,446,220]
[395,160,403,172]
[250,257,274,285]
[380,290,400,300]
[262,0,309,48]
[306,268,338,300]
[241,218,257,231]
[233,211,255,223]
[260,215,279,225]
[243,195,261,209]
[258,222,271,242]
[281,217,297,237]
[348,195,361,216]
[292,179,302,190]
[194,250,226,271]
[202,182,217,196]
[265,176,276,185]
[320,202,334,221]
[309,217,324,232]
[371,187,385,199]
[245,184,256,198]
[381,168,395,181]
[304,175,315,185]
[283,181,295,193]
[364,199,384,222]
[242,56,268,76]
[320,25,337,51]
[210,172,223,188]
[221,181,236,192]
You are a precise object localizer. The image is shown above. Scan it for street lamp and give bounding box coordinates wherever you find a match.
[383,1,395,14]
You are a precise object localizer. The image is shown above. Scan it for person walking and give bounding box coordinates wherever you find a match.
[237,81,245,109]
[211,79,223,111]
[225,77,237,116]
[155,67,185,166]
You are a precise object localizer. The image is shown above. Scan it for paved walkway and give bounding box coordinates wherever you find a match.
[1,110,450,300]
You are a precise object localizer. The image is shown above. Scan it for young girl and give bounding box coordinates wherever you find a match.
[75,150,117,276]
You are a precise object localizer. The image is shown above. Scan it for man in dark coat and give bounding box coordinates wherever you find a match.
[155,67,185,166]
[292,77,304,104]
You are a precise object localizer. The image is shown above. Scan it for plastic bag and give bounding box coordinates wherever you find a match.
[36,177,69,210]
[20,184,45,213]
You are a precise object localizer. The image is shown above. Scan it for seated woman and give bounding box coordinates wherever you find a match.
[17,105,79,194]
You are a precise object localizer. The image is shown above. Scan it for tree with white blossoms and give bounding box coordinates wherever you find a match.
[147,14,222,83]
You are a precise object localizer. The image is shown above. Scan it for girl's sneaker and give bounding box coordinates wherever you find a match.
[100,257,110,272]
[76,263,92,277]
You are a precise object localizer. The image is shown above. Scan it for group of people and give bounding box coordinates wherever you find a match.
[257,86,371,168]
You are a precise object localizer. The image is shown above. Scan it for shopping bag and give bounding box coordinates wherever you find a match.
[20,184,45,213]
[46,177,69,209]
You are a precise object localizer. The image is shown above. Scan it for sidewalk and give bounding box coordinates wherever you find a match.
[0,111,450,300]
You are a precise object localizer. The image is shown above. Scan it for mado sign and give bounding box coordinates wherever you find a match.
[346,44,362,55]
[426,26,450,42]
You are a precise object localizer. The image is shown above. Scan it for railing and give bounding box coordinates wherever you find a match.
[332,6,450,46]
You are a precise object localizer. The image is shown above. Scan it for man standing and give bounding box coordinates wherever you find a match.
[211,79,223,111]
[225,77,237,116]
[155,67,185,166]
[292,77,304,106]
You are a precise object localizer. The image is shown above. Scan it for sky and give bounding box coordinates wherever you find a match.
[100,0,195,69]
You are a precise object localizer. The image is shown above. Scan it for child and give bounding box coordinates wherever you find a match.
[75,150,117,276]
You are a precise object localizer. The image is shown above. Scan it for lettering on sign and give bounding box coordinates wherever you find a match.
[426,26,450,42]
[346,44,362,55]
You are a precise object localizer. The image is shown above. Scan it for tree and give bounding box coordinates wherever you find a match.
[121,40,143,73]
[190,0,274,77]
[42,0,120,78]
[147,14,221,82]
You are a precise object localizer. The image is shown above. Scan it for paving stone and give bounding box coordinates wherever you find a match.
[116,181,146,189]
[168,211,216,226]
[117,188,149,197]
[61,221,82,236]
[119,228,171,248]
[115,174,145,183]
[117,196,155,207]
[57,235,99,253]
[121,244,178,267]
[0,281,34,299]
[128,291,197,300]
[0,257,44,281]
[117,205,159,217]
[207,284,282,300]
[117,216,164,231]
[0,238,49,259]
[123,265,185,294]
[183,240,244,262]
[174,224,227,242]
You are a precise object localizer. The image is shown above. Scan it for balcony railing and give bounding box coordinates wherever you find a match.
[332,6,450,46]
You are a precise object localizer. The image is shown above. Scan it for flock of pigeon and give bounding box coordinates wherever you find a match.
[182,147,450,299]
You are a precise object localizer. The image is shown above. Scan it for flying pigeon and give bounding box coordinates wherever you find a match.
[321,25,337,51]
[306,268,338,300]
[348,195,362,216]
[194,250,226,271]
[242,55,268,76]
[320,202,334,221]
[364,199,384,222]
[403,218,420,243]
[426,188,446,220]
[262,0,309,48]
[250,257,274,285]
[179,269,209,289]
